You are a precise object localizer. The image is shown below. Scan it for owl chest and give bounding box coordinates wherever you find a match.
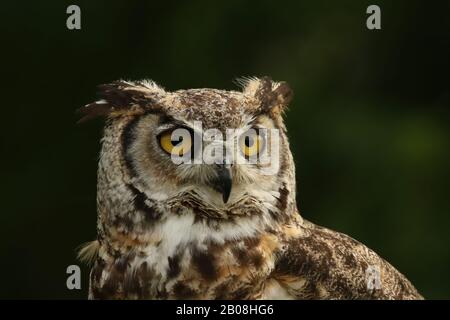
[92,233,283,299]
[167,259,295,299]
[145,251,294,300]
[163,244,276,299]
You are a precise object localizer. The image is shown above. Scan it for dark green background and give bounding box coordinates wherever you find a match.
[1,0,449,299]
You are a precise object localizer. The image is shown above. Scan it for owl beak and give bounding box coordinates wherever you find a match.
[212,164,233,204]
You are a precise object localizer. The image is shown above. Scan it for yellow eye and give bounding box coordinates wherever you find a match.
[239,130,264,157]
[159,129,192,156]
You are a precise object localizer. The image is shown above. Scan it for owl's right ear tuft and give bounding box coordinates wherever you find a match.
[239,76,293,117]
[76,99,113,124]
[77,80,164,124]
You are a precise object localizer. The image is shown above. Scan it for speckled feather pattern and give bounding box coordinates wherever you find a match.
[79,77,422,300]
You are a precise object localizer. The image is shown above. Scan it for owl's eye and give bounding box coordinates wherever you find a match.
[239,129,265,158]
[159,128,192,156]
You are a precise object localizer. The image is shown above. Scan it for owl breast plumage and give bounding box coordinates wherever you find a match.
[78,77,422,300]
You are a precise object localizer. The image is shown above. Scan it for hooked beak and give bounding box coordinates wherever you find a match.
[211,164,232,203]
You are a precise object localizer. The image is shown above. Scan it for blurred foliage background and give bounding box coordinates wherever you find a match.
[1,0,449,299]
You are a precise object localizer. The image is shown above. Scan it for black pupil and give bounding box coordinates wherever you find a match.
[245,136,254,147]
[172,136,183,146]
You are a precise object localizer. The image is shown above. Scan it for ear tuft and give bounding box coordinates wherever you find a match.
[77,80,164,123]
[271,81,293,109]
[240,76,293,115]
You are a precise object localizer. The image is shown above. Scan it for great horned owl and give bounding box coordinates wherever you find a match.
[78,77,422,299]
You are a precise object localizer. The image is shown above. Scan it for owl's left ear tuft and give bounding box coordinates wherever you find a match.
[240,76,293,116]
[77,80,164,123]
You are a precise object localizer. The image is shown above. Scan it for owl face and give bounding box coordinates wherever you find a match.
[81,77,295,234]
[125,110,282,206]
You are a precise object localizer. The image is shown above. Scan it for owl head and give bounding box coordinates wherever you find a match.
[81,77,298,243]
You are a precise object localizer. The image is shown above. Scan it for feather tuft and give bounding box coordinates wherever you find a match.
[77,240,100,265]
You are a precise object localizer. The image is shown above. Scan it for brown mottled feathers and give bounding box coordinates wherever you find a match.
[275,219,422,299]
